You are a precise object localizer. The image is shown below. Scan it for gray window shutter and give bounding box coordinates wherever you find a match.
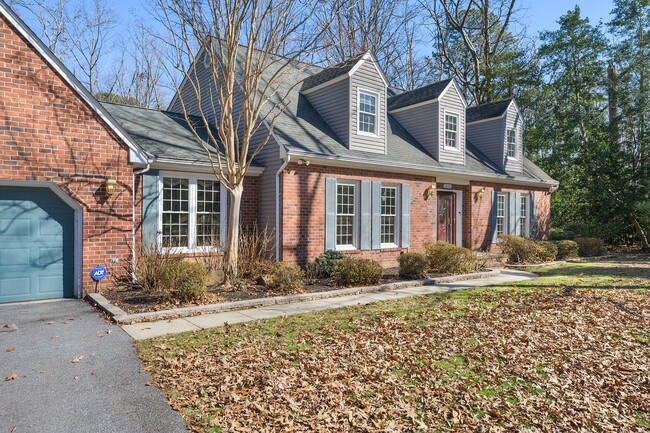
[325,178,337,250]
[491,190,499,243]
[401,183,411,248]
[360,180,371,250]
[509,192,517,234]
[514,193,522,236]
[371,181,382,249]
[141,169,160,246]
[531,193,537,240]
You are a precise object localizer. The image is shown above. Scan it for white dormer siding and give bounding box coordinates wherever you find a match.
[306,78,350,145]
[349,56,387,154]
[466,99,523,173]
[437,83,466,165]
[390,80,466,165]
[504,104,523,173]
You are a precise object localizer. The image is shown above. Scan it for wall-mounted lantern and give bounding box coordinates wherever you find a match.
[474,187,486,202]
[425,184,436,200]
[104,179,118,196]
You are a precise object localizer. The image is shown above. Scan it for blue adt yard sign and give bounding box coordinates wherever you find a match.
[91,265,107,282]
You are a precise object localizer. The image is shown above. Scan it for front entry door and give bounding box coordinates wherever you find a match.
[437,192,456,244]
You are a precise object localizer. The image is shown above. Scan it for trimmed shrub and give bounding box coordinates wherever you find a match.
[550,228,576,241]
[424,242,478,274]
[556,240,579,259]
[159,261,208,301]
[333,256,383,286]
[398,252,429,279]
[269,262,304,293]
[498,234,539,263]
[575,237,605,257]
[536,241,558,262]
[115,244,183,292]
[312,250,345,279]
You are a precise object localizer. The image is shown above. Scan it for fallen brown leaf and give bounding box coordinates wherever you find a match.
[4,372,17,381]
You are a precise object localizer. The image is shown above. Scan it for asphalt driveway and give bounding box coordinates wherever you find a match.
[0,299,187,433]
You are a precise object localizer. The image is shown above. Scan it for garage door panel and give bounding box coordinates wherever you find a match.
[0,187,74,303]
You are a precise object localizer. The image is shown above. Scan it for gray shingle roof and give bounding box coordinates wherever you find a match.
[102,102,262,166]
[300,53,364,91]
[466,98,513,123]
[387,79,453,111]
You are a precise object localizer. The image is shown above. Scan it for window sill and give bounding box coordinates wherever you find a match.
[336,245,358,252]
[443,145,461,152]
[160,246,224,254]
[357,130,380,138]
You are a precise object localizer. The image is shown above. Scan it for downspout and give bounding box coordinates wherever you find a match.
[132,163,151,280]
[275,155,290,261]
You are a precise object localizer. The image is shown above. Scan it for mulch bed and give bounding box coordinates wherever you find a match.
[103,267,448,315]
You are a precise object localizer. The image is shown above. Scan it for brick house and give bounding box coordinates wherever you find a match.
[0,3,556,304]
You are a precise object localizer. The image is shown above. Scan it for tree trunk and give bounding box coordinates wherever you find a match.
[223,183,243,284]
[633,217,650,251]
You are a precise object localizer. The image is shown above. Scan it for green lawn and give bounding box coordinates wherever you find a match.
[137,256,650,432]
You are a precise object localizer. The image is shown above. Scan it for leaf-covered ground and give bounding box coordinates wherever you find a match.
[137,257,650,432]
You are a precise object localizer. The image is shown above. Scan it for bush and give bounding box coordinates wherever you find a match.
[497,235,539,263]
[556,240,579,259]
[238,224,275,280]
[159,261,208,301]
[424,242,478,274]
[269,262,304,293]
[536,241,558,262]
[333,256,383,286]
[575,237,605,257]
[312,250,345,279]
[114,244,183,292]
[398,252,429,279]
[550,228,576,241]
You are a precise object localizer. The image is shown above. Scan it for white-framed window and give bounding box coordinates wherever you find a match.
[336,182,358,249]
[507,128,517,158]
[520,194,529,237]
[496,193,506,235]
[160,172,227,251]
[445,113,459,148]
[358,90,378,135]
[380,185,399,247]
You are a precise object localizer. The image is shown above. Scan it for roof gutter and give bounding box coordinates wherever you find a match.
[286,150,559,190]
[275,155,290,260]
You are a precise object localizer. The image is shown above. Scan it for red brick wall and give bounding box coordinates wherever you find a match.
[0,15,134,293]
[467,181,552,250]
[240,175,259,230]
[280,163,437,267]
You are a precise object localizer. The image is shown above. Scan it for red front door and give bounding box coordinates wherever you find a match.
[437,192,456,244]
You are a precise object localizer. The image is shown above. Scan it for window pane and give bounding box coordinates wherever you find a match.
[196,179,221,247]
[336,184,356,246]
[496,194,506,235]
[162,177,189,248]
[507,129,516,158]
[359,92,377,134]
[359,113,376,134]
[520,195,528,236]
[381,187,397,244]
[445,114,458,148]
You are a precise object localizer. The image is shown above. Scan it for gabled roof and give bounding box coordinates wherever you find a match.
[102,102,261,169]
[300,53,364,91]
[387,79,453,111]
[0,1,149,164]
[466,98,513,123]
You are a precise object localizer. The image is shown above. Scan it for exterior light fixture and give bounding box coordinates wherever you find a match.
[297,159,310,166]
[425,184,436,199]
[474,187,486,202]
[105,179,118,196]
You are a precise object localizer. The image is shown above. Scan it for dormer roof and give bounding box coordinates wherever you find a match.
[387,79,453,111]
[301,53,364,91]
[466,98,514,123]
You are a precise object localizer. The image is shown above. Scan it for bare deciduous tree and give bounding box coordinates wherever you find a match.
[421,0,526,104]
[151,0,334,282]
[10,0,76,58]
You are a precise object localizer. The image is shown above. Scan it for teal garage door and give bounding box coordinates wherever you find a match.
[0,187,74,303]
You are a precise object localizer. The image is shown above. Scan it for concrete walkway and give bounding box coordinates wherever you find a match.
[122,270,535,340]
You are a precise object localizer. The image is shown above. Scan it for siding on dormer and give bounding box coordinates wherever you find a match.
[438,84,466,165]
[392,102,440,160]
[504,104,523,173]
[467,117,505,168]
[305,77,350,145]
[349,59,387,154]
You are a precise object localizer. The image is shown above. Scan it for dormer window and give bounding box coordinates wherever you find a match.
[445,114,458,148]
[507,128,517,158]
[358,90,378,135]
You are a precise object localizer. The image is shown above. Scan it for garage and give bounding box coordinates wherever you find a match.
[0,186,75,303]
